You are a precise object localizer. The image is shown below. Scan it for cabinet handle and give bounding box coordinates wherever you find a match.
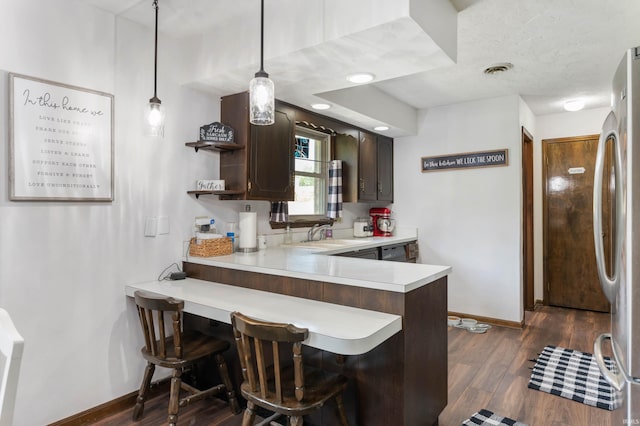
[247,181,252,192]
[378,182,382,193]
[359,178,365,192]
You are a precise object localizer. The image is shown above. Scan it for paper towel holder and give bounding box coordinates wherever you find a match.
[239,205,258,253]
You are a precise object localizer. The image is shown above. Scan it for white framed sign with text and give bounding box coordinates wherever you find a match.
[9,73,114,201]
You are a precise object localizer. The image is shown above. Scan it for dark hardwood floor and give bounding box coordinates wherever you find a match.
[92,305,611,426]
[440,304,612,426]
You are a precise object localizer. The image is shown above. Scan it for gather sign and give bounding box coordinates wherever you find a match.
[421,149,508,172]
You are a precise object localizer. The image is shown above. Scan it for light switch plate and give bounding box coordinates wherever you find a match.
[144,217,157,237]
[158,216,169,235]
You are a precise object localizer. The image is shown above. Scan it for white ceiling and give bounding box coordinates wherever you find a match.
[85,0,640,136]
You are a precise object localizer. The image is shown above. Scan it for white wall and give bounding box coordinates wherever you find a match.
[394,95,524,323]
[532,107,610,301]
[0,2,370,424]
[0,1,220,423]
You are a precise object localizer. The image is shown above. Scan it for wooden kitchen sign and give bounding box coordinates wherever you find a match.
[199,121,234,143]
[421,149,508,172]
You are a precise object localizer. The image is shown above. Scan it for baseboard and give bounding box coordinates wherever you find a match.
[448,311,524,329]
[48,379,170,426]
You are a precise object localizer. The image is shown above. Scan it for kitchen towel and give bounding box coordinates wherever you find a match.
[528,345,620,410]
[270,201,289,223]
[462,409,527,426]
[327,160,343,219]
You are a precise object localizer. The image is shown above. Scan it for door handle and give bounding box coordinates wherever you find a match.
[594,333,625,391]
[593,111,623,304]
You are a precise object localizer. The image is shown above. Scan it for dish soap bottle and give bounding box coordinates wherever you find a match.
[283,224,293,245]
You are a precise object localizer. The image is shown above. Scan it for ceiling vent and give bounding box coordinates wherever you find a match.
[483,62,514,75]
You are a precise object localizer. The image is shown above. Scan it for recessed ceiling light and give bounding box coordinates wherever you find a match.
[311,103,331,110]
[347,72,375,84]
[374,126,389,131]
[564,99,585,112]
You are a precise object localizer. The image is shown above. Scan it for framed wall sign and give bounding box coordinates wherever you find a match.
[421,149,508,172]
[9,73,114,201]
[199,121,234,143]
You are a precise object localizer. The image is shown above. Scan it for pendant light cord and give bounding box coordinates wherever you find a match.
[152,0,159,101]
[260,0,264,72]
[256,0,268,78]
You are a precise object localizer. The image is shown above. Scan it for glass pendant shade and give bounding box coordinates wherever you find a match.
[145,98,165,137]
[249,74,274,125]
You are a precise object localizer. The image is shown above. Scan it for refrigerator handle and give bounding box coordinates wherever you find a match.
[593,111,623,304]
[594,333,625,391]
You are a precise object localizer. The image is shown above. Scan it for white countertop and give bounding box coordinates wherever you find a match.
[184,229,451,293]
[126,278,402,355]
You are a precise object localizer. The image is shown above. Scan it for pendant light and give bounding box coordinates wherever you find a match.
[249,0,275,125]
[145,0,165,137]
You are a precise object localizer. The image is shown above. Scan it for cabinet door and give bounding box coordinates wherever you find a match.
[358,131,378,201]
[248,103,295,200]
[377,136,393,202]
[334,131,359,202]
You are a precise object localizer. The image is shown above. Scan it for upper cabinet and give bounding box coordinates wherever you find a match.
[219,92,295,201]
[193,92,392,204]
[337,130,394,203]
[376,135,394,202]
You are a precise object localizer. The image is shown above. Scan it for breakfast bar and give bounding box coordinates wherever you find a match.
[177,242,451,426]
[125,278,402,356]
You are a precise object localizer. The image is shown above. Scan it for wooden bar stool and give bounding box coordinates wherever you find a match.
[230,311,349,426]
[132,291,239,426]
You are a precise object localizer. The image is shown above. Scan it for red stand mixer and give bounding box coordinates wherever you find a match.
[369,207,395,237]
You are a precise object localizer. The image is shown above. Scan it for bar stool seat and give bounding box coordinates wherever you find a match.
[132,291,239,426]
[231,311,349,426]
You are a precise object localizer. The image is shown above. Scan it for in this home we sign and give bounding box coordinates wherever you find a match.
[421,149,508,172]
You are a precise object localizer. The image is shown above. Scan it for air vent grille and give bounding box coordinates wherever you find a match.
[483,62,514,74]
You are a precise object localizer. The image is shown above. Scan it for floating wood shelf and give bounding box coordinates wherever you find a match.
[185,141,244,152]
[187,190,245,199]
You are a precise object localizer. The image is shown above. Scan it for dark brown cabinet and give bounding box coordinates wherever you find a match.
[218,91,295,201]
[376,135,394,202]
[358,131,378,201]
[337,131,394,203]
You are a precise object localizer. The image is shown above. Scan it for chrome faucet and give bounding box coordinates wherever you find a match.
[307,224,332,241]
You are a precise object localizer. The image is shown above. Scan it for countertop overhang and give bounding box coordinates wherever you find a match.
[126,278,402,355]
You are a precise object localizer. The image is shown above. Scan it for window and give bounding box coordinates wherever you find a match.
[288,127,330,220]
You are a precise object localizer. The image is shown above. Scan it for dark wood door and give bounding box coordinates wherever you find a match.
[377,136,394,202]
[543,135,610,312]
[522,128,534,311]
[358,131,378,201]
[248,102,295,200]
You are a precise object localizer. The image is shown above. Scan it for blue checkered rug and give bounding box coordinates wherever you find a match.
[528,345,620,410]
[462,409,527,426]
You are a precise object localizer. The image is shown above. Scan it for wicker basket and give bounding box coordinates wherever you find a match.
[189,237,233,257]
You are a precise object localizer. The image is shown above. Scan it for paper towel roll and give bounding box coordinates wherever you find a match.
[239,212,257,251]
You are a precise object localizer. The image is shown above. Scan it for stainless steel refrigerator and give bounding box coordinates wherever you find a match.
[593,46,640,424]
